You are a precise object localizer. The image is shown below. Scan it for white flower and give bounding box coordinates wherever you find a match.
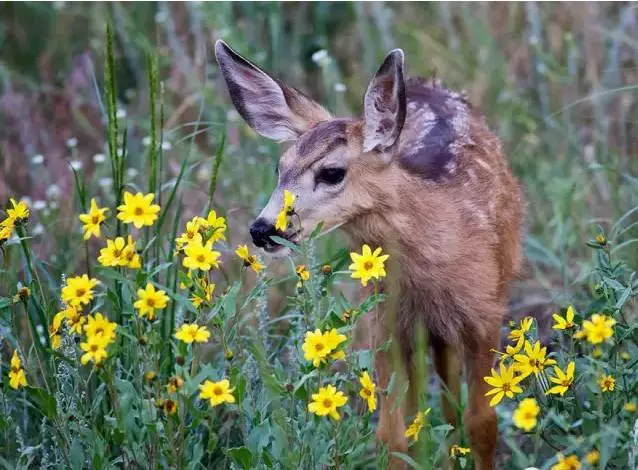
[21,197,33,208]
[70,160,82,171]
[93,153,106,164]
[99,177,113,188]
[66,137,78,148]
[33,200,47,211]
[49,201,59,210]
[116,109,127,119]
[334,83,347,92]
[161,141,172,151]
[126,168,139,179]
[311,49,330,65]
[142,136,152,146]
[32,154,45,165]
[32,224,45,236]
[46,184,61,200]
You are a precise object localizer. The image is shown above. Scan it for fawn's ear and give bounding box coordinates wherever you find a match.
[215,40,331,141]
[363,49,407,153]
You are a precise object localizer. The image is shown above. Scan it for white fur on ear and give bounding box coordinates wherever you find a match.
[215,40,330,142]
[363,49,407,153]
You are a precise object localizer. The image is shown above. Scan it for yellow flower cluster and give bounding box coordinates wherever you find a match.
[1,198,30,244]
[235,245,264,273]
[8,350,27,390]
[302,328,347,367]
[175,323,210,344]
[80,313,117,365]
[98,235,141,268]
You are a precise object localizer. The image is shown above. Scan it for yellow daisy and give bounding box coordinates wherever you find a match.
[308,385,348,421]
[134,283,169,321]
[199,379,235,406]
[116,191,160,228]
[175,323,210,344]
[78,198,108,240]
[348,244,389,286]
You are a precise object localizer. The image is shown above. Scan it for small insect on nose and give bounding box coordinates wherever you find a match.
[249,218,278,248]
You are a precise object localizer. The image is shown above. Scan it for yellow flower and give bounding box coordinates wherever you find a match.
[61,274,100,308]
[585,450,599,465]
[512,397,540,431]
[175,323,210,344]
[0,224,12,243]
[191,279,215,308]
[308,385,348,421]
[580,314,615,344]
[134,283,169,321]
[404,408,431,442]
[514,340,557,379]
[80,334,110,365]
[236,245,264,273]
[449,445,471,458]
[175,218,205,250]
[508,316,533,342]
[167,375,185,394]
[359,371,377,412]
[199,379,235,406]
[4,198,30,226]
[296,265,310,282]
[164,399,178,415]
[598,374,615,392]
[98,236,133,267]
[624,401,636,413]
[123,236,141,269]
[67,309,86,334]
[8,350,27,390]
[182,238,220,271]
[78,198,108,240]
[546,361,575,396]
[302,329,332,367]
[348,244,389,286]
[83,312,117,344]
[484,363,524,407]
[595,234,607,246]
[493,335,525,364]
[275,190,296,232]
[206,210,227,243]
[116,191,160,228]
[621,351,630,361]
[325,328,347,360]
[552,306,575,330]
[551,453,581,470]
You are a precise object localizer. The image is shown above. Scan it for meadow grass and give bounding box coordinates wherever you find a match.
[0,3,637,469]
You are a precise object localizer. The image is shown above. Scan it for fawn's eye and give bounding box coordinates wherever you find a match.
[316,167,346,186]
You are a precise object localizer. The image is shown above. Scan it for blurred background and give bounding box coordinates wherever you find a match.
[1,2,637,313]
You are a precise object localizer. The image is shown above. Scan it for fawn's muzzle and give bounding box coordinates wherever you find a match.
[249,218,279,248]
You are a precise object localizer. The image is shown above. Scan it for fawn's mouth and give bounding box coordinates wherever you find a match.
[264,230,301,253]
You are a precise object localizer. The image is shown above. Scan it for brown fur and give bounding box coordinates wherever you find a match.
[215,41,525,470]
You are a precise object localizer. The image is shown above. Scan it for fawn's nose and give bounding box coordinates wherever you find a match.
[249,218,278,248]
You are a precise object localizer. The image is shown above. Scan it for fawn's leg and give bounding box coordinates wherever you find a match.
[431,338,462,428]
[375,347,409,468]
[464,326,500,470]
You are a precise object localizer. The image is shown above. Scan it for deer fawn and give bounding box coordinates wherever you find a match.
[215,40,524,469]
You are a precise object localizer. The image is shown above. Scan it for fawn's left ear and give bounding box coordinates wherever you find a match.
[362,49,407,154]
[215,40,331,142]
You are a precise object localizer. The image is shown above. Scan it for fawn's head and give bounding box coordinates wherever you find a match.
[215,40,412,253]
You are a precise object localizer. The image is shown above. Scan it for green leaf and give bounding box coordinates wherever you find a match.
[25,386,56,419]
[390,452,423,469]
[227,446,253,470]
[268,236,301,254]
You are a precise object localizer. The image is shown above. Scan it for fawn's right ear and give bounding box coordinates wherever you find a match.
[362,49,407,154]
[215,40,331,141]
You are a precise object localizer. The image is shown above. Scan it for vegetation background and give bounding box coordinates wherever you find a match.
[0,2,637,469]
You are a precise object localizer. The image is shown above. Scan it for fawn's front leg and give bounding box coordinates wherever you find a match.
[464,325,500,470]
[375,347,409,468]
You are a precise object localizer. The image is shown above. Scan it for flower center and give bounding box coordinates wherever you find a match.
[364,261,374,271]
[314,343,325,352]
[213,386,223,396]
[146,298,155,307]
[197,254,206,263]
[134,206,144,216]
[363,389,371,397]
[76,288,86,297]
[90,344,99,352]
[96,327,104,335]
[531,359,541,368]
[92,215,100,223]
[322,398,333,408]
[113,249,122,257]
[501,382,511,392]
[10,366,20,373]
